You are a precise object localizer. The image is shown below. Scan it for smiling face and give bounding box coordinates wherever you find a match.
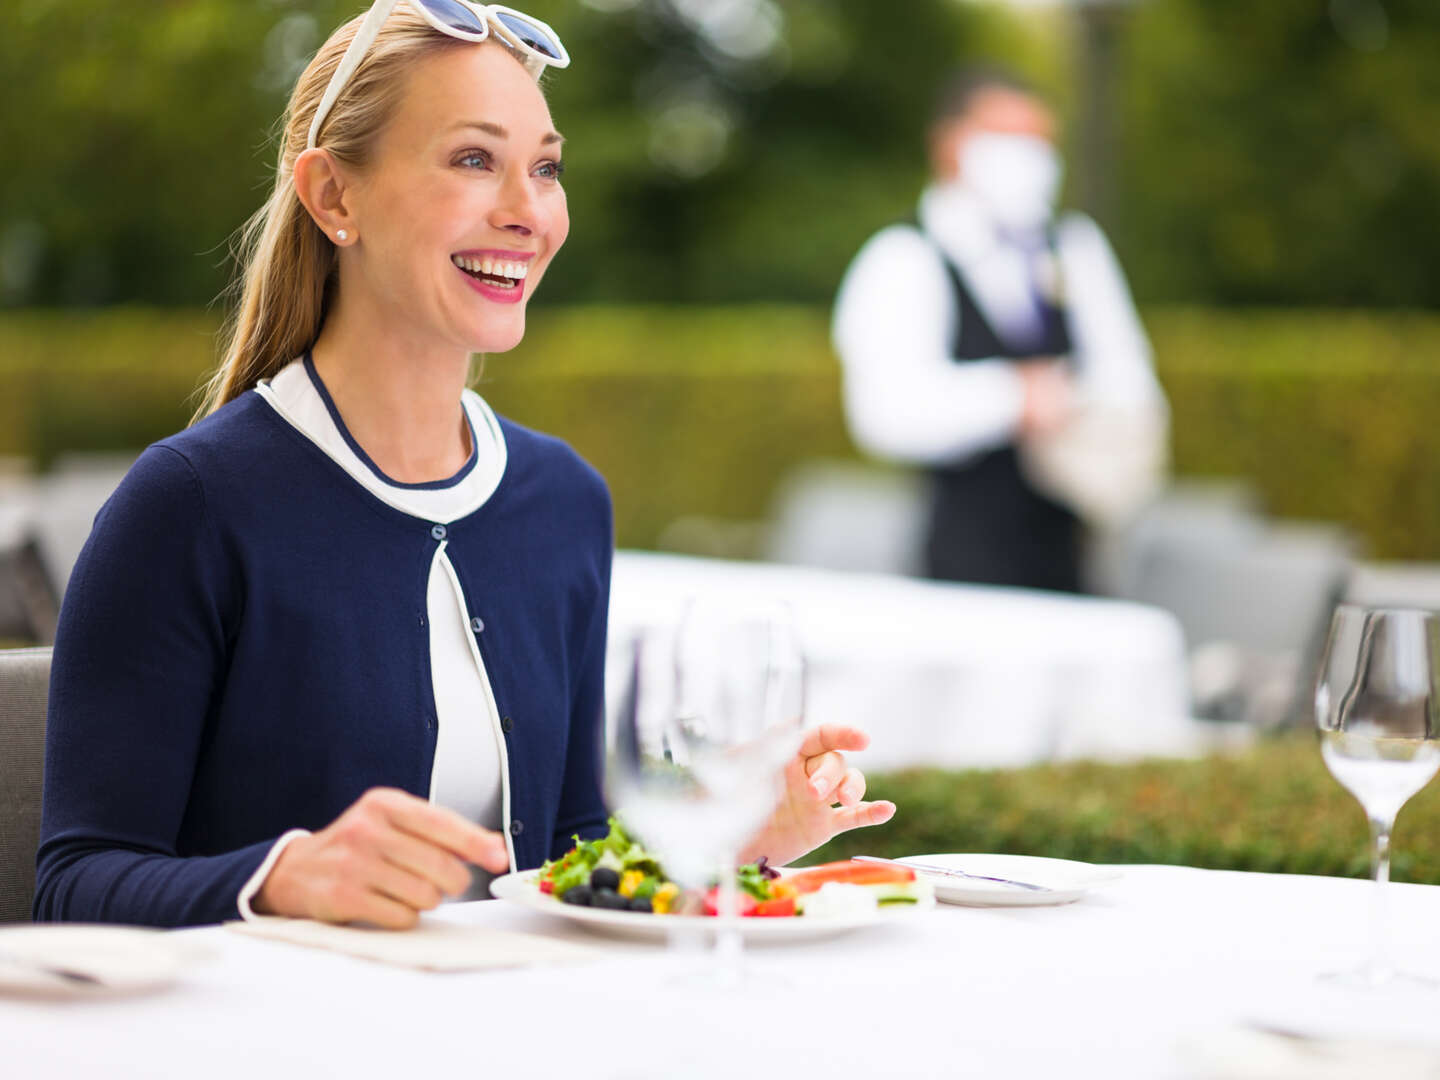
[340,42,568,355]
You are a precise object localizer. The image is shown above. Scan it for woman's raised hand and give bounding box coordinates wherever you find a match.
[738,724,896,869]
[253,788,510,928]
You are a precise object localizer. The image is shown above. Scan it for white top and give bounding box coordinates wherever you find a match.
[238,358,514,914]
[831,183,1165,467]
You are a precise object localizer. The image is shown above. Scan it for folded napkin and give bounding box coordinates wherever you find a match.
[226,916,597,972]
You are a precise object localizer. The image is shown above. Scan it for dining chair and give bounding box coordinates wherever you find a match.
[0,646,51,923]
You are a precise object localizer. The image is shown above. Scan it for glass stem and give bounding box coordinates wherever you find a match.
[1367,815,1395,984]
[714,853,742,989]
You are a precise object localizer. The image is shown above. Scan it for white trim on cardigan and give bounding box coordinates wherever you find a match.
[237,360,512,916]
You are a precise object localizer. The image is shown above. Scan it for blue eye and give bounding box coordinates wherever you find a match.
[456,148,491,169]
[535,159,565,181]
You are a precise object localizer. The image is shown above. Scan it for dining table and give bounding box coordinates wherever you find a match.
[609,551,1204,773]
[7,864,1440,1079]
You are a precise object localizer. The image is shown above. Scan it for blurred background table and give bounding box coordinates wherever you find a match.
[608,550,1201,772]
[7,866,1440,1079]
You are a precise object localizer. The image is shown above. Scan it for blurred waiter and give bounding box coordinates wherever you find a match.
[833,67,1167,592]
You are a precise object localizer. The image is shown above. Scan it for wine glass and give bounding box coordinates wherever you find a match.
[1314,604,1440,988]
[607,597,805,985]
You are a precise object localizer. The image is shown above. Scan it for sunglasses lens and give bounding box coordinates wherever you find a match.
[492,11,564,60]
[418,0,487,35]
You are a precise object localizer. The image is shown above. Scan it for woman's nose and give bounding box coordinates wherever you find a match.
[490,175,539,236]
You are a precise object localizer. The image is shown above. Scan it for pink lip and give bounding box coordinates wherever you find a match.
[455,262,526,305]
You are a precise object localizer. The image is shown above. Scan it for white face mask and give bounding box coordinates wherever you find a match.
[958,133,1062,229]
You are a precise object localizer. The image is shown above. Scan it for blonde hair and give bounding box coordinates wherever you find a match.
[197,9,510,420]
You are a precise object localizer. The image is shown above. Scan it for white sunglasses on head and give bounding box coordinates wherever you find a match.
[307,0,570,150]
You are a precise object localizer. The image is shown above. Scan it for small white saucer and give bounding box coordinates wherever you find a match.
[0,924,207,999]
[897,853,1122,907]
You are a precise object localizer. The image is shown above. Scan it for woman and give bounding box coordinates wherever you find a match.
[34,2,893,930]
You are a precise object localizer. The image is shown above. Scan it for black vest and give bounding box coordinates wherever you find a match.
[919,229,1081,592]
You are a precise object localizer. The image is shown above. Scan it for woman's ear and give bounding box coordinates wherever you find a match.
[293,148,357,246]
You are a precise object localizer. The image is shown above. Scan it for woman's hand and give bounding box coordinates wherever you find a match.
[253,788,510,929]
[738,724,895,868]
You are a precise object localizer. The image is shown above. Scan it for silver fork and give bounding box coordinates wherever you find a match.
[851,855,1054,892]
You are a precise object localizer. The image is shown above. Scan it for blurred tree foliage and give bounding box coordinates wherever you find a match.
[1115,0,1440,306]
[0,0,1016,307]
[1,0,1436,309]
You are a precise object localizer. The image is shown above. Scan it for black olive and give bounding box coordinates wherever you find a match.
[628,896,653,913]
[592,889,630,911]
[590,867,620,891]
[561,885,593,906]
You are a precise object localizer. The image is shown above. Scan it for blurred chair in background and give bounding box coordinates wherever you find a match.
[0,646,51,922]
[766,465,1354,732]
[0,515,59,646]
[0,453,136,645]
[1094,482,1355,729]
[764,462,927,576]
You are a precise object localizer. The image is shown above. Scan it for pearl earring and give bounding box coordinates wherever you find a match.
[336,230,349,242]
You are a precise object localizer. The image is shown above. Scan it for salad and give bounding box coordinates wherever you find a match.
[535,819,931,917]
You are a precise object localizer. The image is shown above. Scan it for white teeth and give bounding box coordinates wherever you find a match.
[452,254,531,280]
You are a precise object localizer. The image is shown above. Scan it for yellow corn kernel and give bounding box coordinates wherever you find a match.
[652,882,681,915]
[619,869,645,899]
[769,880,798,901]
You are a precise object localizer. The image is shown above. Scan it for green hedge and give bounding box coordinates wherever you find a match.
[4,305,1440,557]
[800,734,1440,884]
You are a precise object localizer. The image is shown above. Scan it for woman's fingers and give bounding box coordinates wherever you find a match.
[835,767,866,807]
[800,725,875,802]
[370,788,510,872]
[797,724,871,759]
[380,828,473,899]
[830,799,896,834]
[366,856,447,914]
[259,788,512,924]
[346,889,423,931]
[803,750,847,798]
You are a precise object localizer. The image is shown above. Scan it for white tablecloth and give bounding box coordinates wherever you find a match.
[8,867,1440,1079]
[609,551,1200,771]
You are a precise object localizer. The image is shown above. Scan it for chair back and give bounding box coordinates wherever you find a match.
[0,646,50,922]
[765,461,926,576]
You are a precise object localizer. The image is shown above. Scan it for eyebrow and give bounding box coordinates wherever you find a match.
[451,120,565,146]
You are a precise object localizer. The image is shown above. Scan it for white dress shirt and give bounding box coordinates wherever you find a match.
[832,183,1165,468]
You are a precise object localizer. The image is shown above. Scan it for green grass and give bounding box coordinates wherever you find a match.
[799,734,1440,884]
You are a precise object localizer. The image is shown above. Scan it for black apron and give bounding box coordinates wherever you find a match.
[919,229,1082,593]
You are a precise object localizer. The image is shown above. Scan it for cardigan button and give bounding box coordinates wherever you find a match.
[501,716,514,734]
[470,617,485,633]
[509,819,524,836]
[430,523,447,541]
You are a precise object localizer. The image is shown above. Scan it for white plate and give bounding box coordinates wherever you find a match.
[0,925,208,999]
[490,869,934,944]
[897,854,1122,907]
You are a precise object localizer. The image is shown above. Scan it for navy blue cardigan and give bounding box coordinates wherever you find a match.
[34,391,612,927]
